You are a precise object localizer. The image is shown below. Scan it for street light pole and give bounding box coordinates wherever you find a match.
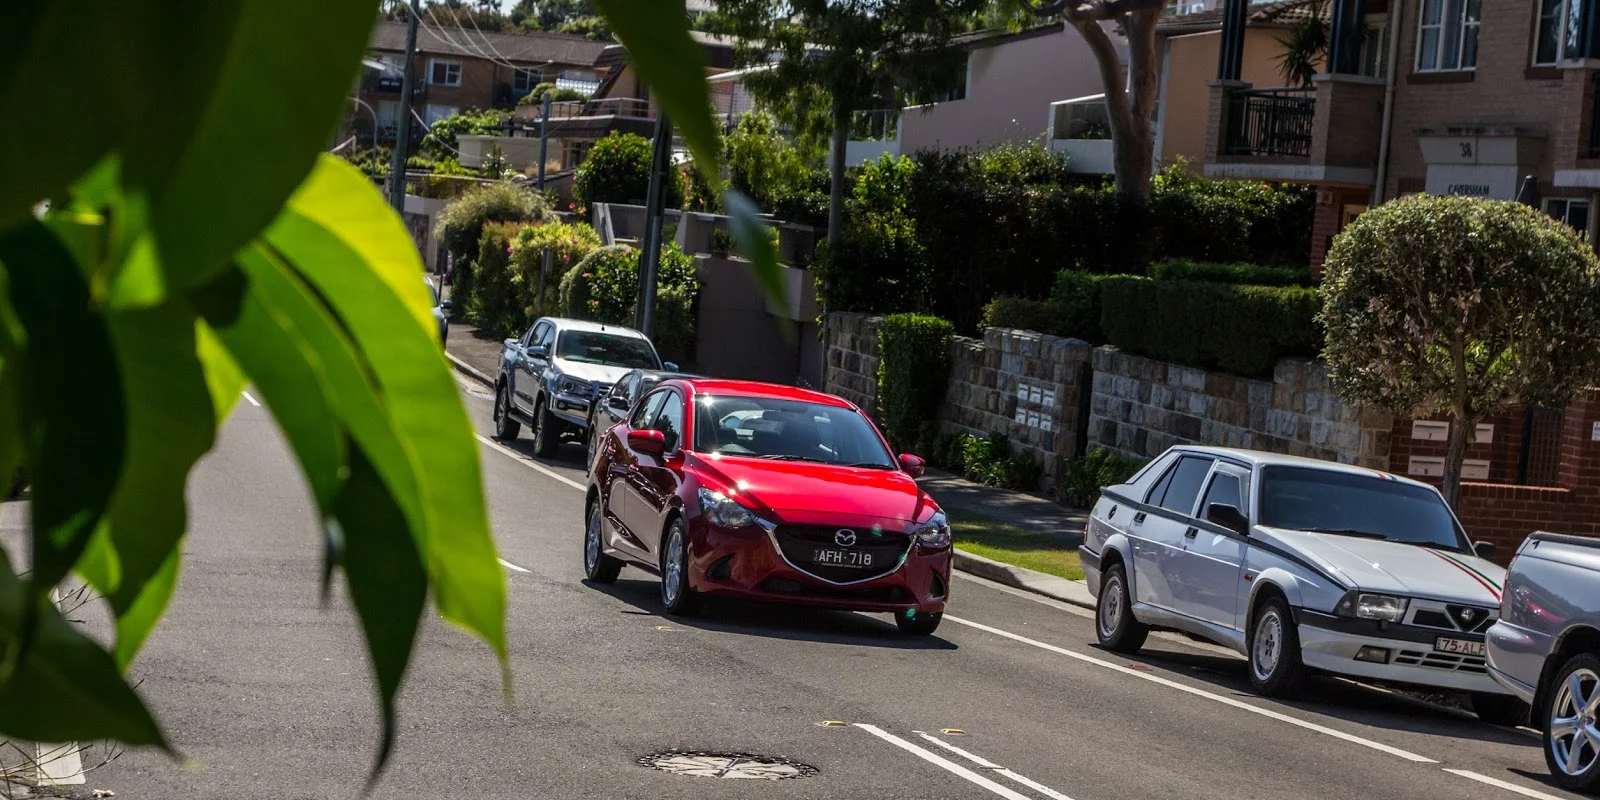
[350,97,379,176]
[386,0,422,213]
[537,91,552,191]
[634,112,671,336]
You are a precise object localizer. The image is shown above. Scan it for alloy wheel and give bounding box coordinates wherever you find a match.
[1098,574,1123,639]
[585,507,602,574]
[663,529,684,607]
[1253,608,1283,681]
[1549,667,1600,777]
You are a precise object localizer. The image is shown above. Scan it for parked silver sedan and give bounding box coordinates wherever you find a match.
[426,276,450,345]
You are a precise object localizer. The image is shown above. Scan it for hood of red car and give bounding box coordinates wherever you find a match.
[691,454,934,524]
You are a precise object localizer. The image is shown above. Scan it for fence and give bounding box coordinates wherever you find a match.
[1225,87,1315,158]
[1517,406,1566,486]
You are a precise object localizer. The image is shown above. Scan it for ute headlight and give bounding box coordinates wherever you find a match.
[557,376,592,397]
[698,488,755,528]
[1334,591,1409,622]
[913,512,952,549]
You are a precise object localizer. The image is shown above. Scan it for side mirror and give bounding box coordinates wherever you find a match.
[1474,540,1497,560]
[441,299,453,311]
[528,345,548,359]
[608,395,631,411]
[899,453,926,478]
[504,338,518,349]
[663,361,679,372]
[628,428,666,456]
[1205,503,1249,536]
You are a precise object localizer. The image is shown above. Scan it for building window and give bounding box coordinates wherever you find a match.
[1534,0,1586,65]
[513,67,543,95]
[428,59,462,87]
[1360,20,1390,78]
[1415,0,1480,72]
[1545,197,1593,235]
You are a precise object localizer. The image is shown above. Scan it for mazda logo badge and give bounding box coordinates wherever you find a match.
[834,529,857,547]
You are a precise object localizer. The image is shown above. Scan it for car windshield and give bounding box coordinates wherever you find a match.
[426,280,439,306]
[555,330,660,369]
[693,395,896,468]
[1257,466,1466,551]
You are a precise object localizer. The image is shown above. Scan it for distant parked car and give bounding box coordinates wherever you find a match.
[1487,533,1600,792]
[581,377,947,633]
[585,368,695,471]
[427,277,450,345]
[1082,446,1524,723]
[493,317,675,457]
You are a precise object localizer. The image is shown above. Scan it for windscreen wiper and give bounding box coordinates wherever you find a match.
[843,462,895,469]
[1299,527,1387,539]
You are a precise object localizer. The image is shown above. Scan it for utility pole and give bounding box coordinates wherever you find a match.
[536,92,553,191]
[634,112,672,336]
[386,0,422,213]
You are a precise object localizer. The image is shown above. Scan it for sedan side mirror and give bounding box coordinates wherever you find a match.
[441,299,453,311]
[608,395,631,411]
[628,428,666,456]
[1473,540,1497,560]
[1205,503,1249,536]
[663,361,679,372]
[528,345,548,359]
[898,453,926,478]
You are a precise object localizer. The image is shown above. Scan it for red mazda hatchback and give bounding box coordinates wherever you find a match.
[581,378,951,634]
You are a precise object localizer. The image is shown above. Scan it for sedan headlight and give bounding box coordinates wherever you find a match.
[913,512,952,549]
[698,488,756,528]
[557,376,592,397]
[1334,591,1409,622]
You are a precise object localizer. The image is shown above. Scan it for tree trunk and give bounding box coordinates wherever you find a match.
[1064,10,1161,204]
[1441,415,1473,510]
[827,103,848,249]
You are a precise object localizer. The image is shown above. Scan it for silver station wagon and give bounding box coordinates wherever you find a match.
[1081,446,1524,724]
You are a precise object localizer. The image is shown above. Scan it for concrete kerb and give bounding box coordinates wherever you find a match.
[447,352,494,389]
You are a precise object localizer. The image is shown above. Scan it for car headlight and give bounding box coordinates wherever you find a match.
[557,376,591,397]
[1334,591,1409,622]
[913,512,952,549]
[697,488,756,528]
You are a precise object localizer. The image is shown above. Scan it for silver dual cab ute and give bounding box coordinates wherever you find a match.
[1082,446,1525,724]
[1487,533,1600,792]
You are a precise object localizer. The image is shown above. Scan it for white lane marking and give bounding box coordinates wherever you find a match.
[913,731,1077,800]
[498,558,530,573]
[242,390,261,407]
[1442,769,1570,800]
[474,434,587,492]
[853,725,1033,800]
[944,615,1438,764]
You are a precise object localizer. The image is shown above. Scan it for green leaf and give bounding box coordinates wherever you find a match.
[113,546,181,671]
[336,445,427,782]
[594,0,719,176]
[0,222,125,600]
[723,191,789,311]
[263,159,506,660]
[0,548,168,749]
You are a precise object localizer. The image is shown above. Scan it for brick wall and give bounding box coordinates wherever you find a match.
[1088,347,1394,467]
[1310,186,1369,276]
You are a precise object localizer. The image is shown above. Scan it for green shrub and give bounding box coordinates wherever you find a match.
[435,181,553,274]
[1100,277,1322,377]
[711,228,735,256]
[421,109,512,160]
[464,222,524,336]
[1150,259,1314,287]
[951,433,1043,490]
[573,131,685,212]
[1048,270,1124,342]
[509,220,603,322]
[517,84,587,105]
[725,110,809,213]
[876,314,955,450]
[559,243,701,364]
[1057,448,1144,508]
[981,296,1062,336]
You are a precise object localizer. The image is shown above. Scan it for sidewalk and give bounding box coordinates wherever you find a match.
[916,470,1087,548]
[446,321,503,386]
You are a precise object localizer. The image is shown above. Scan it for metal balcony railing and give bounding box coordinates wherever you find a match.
[1225,87,1315,158]
[547,97,654,120]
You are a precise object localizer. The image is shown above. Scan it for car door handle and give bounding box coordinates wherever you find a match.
[1132,512,1147,524]
[1184,527,1198,539]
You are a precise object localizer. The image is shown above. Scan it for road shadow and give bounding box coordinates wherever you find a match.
[585,575,959,651]
[1118,640,1541,749]
[491,435,588,472]
[1507,768,1570,795]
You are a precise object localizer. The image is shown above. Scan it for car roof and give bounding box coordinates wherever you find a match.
[1167,445,1433,489]
[672,378,856,408]
[537,317,649,338]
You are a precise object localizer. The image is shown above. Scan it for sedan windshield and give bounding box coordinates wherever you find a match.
[693,395,896,468]
[556,331,660,369]
[1258,466,1467,551]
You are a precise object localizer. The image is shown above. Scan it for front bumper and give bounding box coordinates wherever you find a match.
[686,517,950,614]
[548,391,595,429]
[1296,610,1509,694]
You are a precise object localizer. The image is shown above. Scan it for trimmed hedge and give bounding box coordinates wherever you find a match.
[559,243,701,365]
[876,314,955,451]
[1150,259,1314,287]
[981,297,1062,337]
[980,271,1126,342]
[1100,278,1322,377]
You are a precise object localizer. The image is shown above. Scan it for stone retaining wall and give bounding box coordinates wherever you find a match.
[823,312,881,414]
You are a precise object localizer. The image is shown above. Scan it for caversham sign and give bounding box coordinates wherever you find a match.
[1424,164,1520,200]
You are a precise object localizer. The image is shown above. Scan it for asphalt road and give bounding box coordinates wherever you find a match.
[7,377,1588,800]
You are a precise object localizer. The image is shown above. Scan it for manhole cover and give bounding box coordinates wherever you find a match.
[638,751,818,780]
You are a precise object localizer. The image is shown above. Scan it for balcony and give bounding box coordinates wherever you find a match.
[1048,94,1114,174]
[359,73,422,97]
[1203,74,1385,186]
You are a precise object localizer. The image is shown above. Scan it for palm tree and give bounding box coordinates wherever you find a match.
[1274,0,1328,88]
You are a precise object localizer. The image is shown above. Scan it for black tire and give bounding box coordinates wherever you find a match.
[1470,692,1529,727]
[532,397,559,458]
[493,384,521,440]
[582,501,622,584]
[895,609,942,636]
[1095,563,1148,653]
[1542,653,1600,792]
[584,416,598,474]
[659,519,698,616]
[1247,594,1305,697]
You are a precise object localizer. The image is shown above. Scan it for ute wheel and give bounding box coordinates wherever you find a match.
[532,397,559,458]
[660,519,698,616]
[1543,653,1600,792]
[1247,594,1305,698]
[493,384,521,440]
[895,609,942,636]
[1471,692,1529,727]
[1095,563,1148,653]
[584,417,598,474]
[583,502,622,584]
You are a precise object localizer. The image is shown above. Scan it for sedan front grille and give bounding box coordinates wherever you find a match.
[1392,650,1488,674]
[772,525,909,584]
